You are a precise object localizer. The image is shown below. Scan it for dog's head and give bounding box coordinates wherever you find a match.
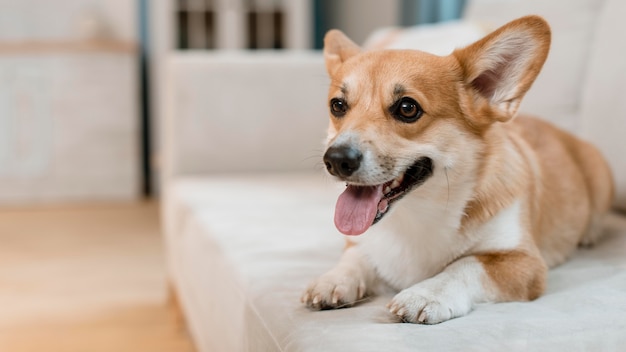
[323,16,551,235]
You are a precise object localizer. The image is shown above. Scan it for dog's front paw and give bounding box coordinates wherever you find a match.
[301,271,366,310]
[387,285,469,324]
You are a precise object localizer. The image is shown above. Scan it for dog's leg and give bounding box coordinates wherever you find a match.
[388,250,546,324]
[579,213,607,248]
[302,243,377,310]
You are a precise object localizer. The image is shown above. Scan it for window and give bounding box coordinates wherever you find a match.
[175,0,306,50]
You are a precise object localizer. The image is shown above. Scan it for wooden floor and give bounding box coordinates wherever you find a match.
[0,201,195,352]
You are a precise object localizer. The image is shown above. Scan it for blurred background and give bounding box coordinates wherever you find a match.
[0,0,465,351]
[0,0,465,204]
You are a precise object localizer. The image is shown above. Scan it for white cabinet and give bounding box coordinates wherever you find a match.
[0,43,139,203]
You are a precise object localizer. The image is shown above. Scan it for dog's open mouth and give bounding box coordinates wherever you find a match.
[334,157,434,236]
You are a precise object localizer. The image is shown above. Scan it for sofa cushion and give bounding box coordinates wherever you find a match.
[165,174,626,352]
[464,0,606,134]
[364,0,605,134]
[363,20,486,55]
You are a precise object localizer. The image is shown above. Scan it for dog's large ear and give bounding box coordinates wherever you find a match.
[453,15,551,125]
[324,30,361,76]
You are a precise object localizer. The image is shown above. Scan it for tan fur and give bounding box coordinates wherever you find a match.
[306,16,614,319]
[476,250,547,301]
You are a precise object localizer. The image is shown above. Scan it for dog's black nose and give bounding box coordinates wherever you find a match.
[323,145,362,178]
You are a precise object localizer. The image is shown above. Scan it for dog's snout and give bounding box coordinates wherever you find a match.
[324,145,362,178]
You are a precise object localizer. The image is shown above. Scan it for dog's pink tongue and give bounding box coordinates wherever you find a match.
[334,185,383,236]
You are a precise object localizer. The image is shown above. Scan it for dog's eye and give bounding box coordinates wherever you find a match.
[330,98,348,117]
[392,97,423,123]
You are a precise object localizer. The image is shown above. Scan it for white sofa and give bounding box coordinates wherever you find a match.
[161,0,626,350]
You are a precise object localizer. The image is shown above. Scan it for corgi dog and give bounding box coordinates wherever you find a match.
[301,16,614,324]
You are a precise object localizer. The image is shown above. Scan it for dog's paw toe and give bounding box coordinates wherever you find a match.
[301,274,366,310]
[388,289,454,324]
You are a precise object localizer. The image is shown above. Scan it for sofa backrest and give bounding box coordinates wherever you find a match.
[162,52,328,181]
[578,0,626,210]
[465,0,606,134]
[162,0,625,210]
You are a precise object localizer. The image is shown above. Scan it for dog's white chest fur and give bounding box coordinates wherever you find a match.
[355,188,525,291]
[351,174,471,290]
